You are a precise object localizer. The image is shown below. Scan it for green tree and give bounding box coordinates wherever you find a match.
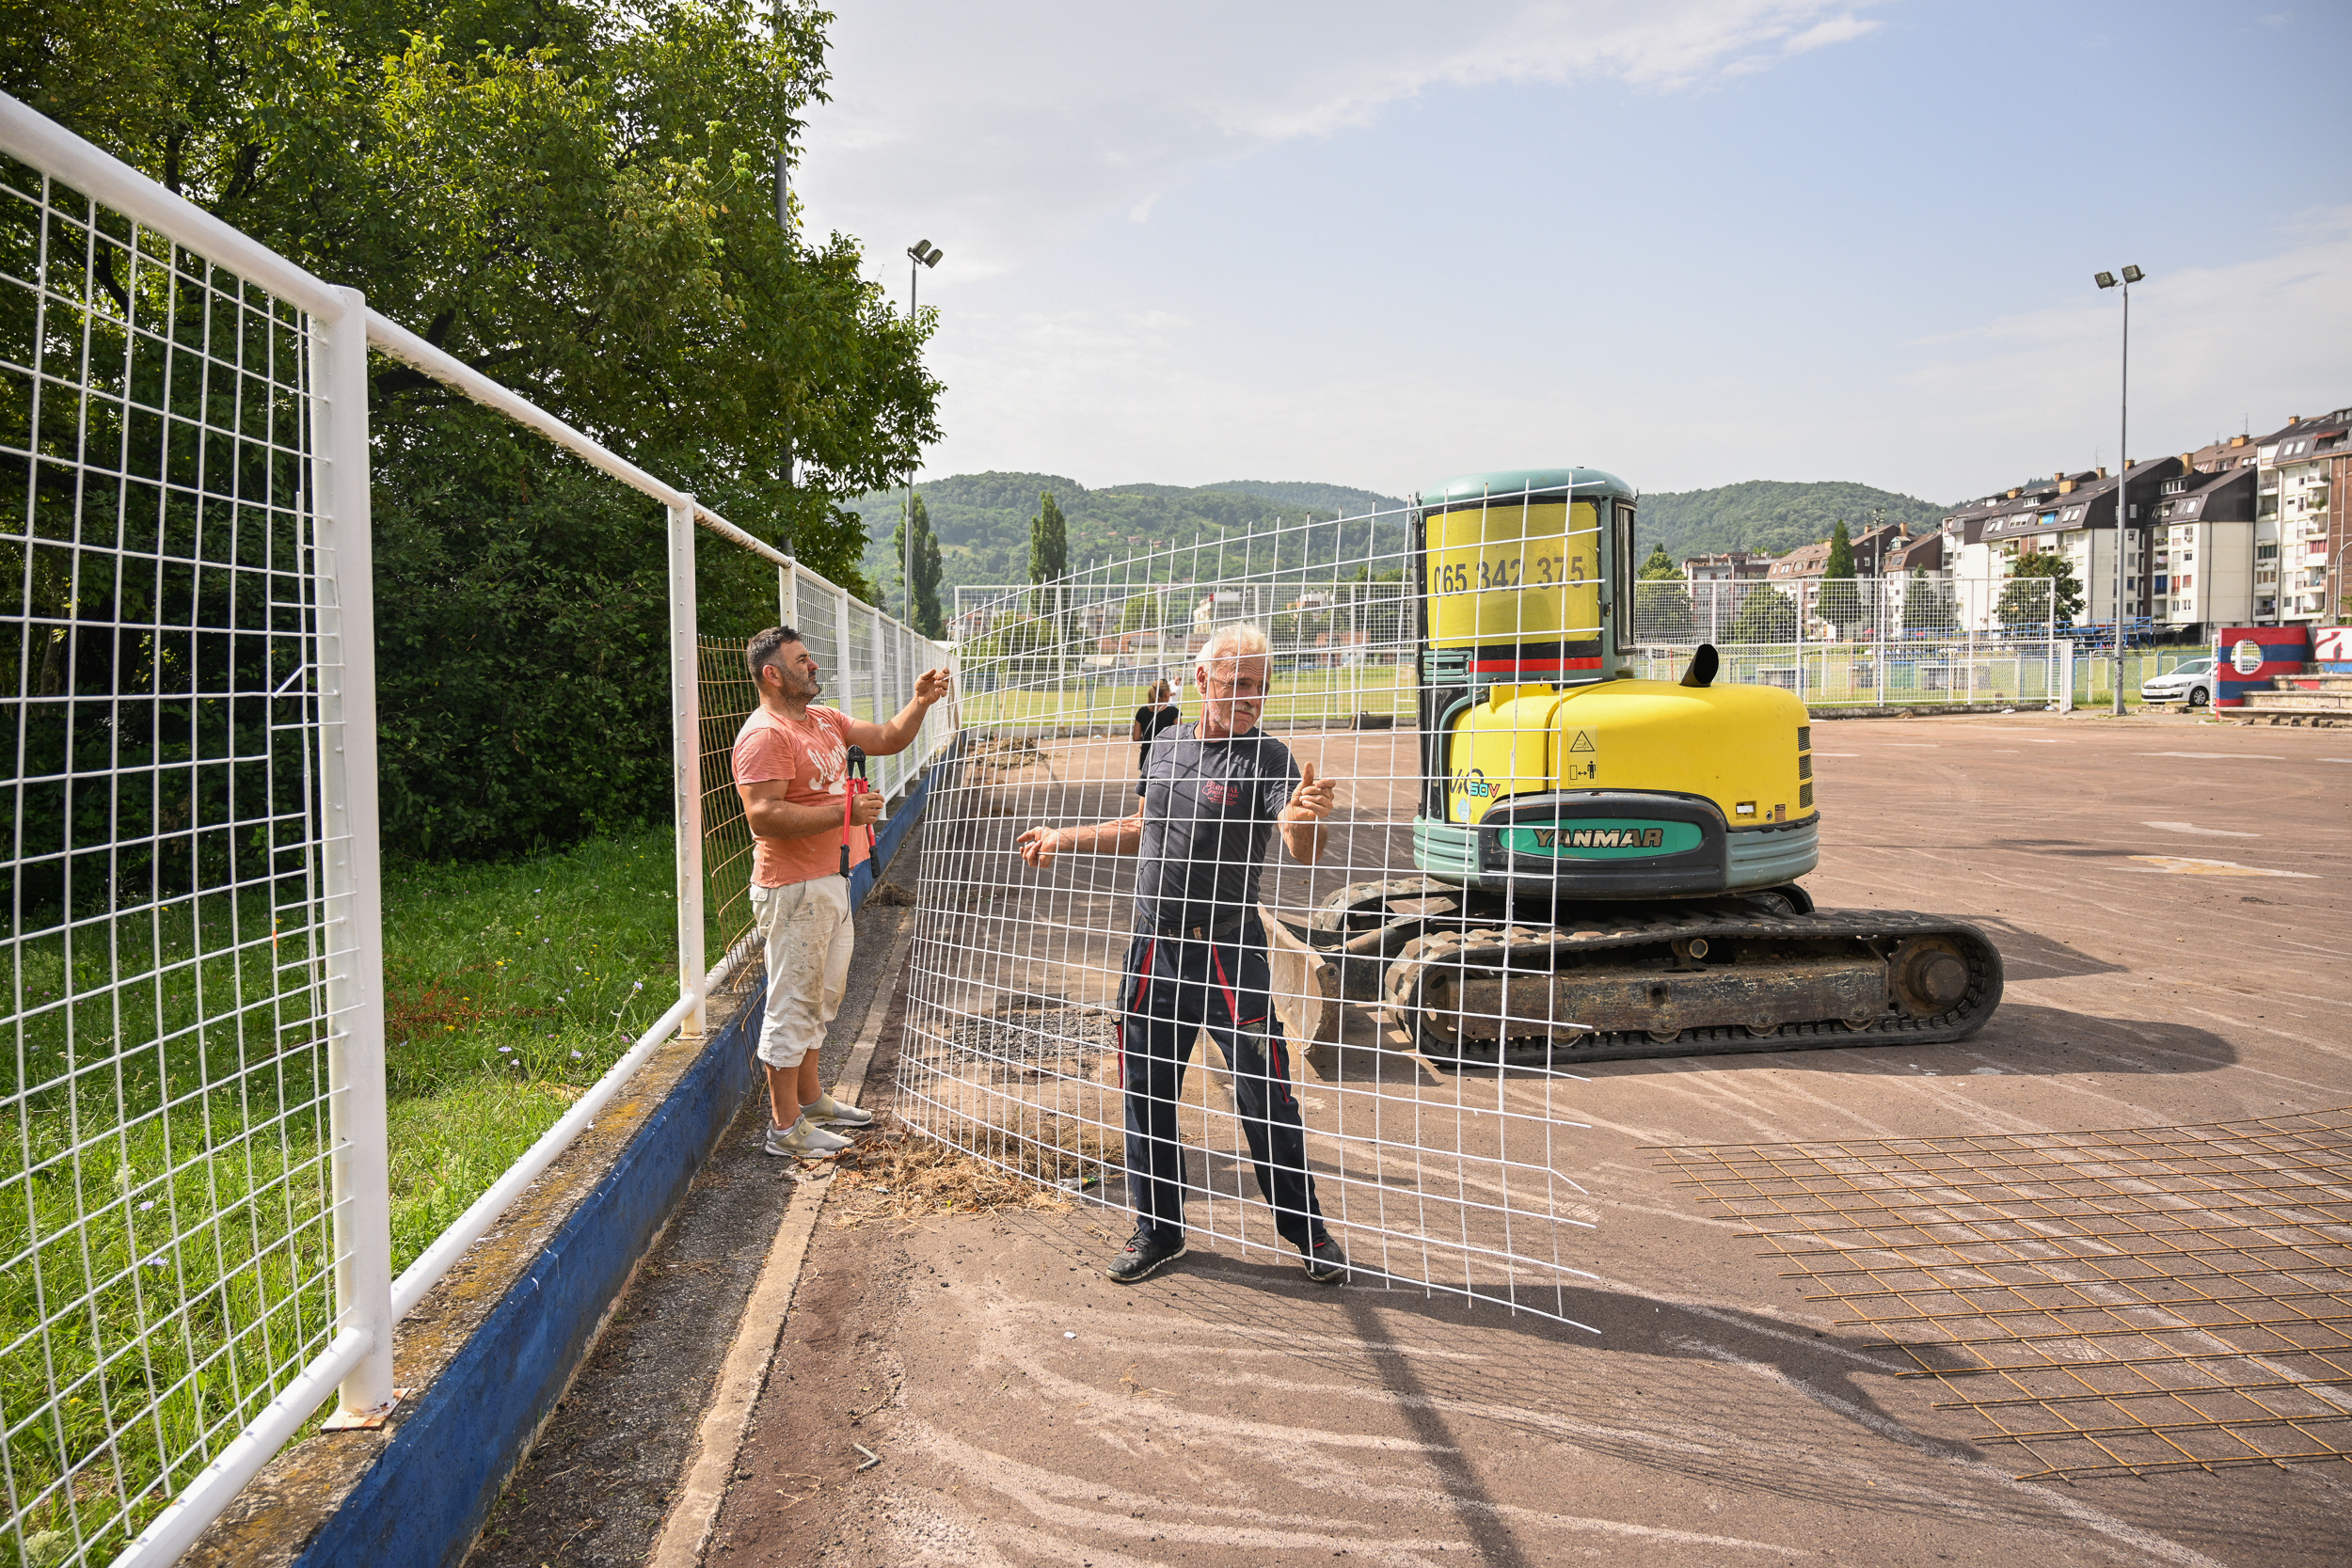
[893,492,946,638]
[1632,550,1691,641]
[1817,519,1862,637]
[5,0,943,859]
[1899,566,1953,636]
[1997,550,2083,631]
[1727,583,1799,642]
[1029,490,1069,584]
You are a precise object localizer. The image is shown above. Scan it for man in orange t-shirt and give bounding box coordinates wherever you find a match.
[733,626,952,1158]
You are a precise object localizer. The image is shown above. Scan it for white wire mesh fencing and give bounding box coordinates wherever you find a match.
[0,95,957,1567]
[0,141,373,1565]
[905,499,1607,1323]
[1629,575,2071,707]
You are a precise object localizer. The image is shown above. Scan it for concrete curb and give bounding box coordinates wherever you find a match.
[645,915,916,1568]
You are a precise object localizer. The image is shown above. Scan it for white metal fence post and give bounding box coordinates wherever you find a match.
[314,286,398,1422]
[671,499,706,1036]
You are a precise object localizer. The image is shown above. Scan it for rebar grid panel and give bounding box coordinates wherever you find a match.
[1653,1108,2352,1481]
[1,156,349,1559]
[903,497,1612,1324]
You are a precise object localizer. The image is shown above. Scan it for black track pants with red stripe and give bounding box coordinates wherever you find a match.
[1118,921,1327,1248]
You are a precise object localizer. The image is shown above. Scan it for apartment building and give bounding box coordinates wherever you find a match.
[1680,550,1775,582]
[2256,407,2351,625]
[1939,461,2173,628]
[2151,466,2258,631]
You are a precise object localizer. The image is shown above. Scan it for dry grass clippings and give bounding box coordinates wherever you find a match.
[828,1113,1118,1225]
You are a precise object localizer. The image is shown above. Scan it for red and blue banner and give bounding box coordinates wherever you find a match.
[2213,626,2309,706]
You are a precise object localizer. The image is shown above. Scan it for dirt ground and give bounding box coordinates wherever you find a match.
[691,709,2350,1568]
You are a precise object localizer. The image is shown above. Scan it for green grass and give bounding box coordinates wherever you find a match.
[376,827,697,1265]
[1,825,718,1563]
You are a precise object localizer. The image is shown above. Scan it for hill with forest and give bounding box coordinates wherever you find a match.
[848,474,1409,598]
[1631,480,1949,562]
[847,474,1951,603]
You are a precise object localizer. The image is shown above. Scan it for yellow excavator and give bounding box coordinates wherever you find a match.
[1309,467,2004,1065]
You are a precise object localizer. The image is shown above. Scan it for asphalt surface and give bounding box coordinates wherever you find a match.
[698,709,2352,1568]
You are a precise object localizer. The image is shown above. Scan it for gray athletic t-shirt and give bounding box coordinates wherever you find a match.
[1135,722,1300,931]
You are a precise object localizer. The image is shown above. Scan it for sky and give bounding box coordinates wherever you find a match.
[795,1,2352,505]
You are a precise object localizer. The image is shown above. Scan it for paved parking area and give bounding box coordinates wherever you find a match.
[700,711,2349,1566]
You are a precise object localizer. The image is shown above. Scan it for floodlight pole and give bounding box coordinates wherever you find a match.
[2115,274,2129,715]
[2095,265,2144,715]
[903,239,943,631]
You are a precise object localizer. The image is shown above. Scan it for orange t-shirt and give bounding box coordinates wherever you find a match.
[731,705,871,887]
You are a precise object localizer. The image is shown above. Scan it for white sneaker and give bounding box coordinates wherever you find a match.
[808,1093,873,1128]
[764,1117,850,1158]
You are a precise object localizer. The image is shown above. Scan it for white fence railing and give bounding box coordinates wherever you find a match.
[0,92,950,1567]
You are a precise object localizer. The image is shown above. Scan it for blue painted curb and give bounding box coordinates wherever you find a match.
[292,767,933,1568]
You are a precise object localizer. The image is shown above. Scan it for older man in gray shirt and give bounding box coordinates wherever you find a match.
[1018,625,1345,1286]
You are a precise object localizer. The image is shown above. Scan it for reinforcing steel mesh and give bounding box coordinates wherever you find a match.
[3,156,347,1558]
[897,500,1606,1323]
[1658,1107,2352,1481]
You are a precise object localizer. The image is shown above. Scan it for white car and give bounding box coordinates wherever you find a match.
[2140,656,2217,706]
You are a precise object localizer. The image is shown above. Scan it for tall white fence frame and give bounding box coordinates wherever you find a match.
[0,93,951,1567]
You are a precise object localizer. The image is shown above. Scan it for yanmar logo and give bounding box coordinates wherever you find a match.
[1533,827,1665,850]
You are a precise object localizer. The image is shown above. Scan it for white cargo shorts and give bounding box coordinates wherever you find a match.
[749,874,854,1069]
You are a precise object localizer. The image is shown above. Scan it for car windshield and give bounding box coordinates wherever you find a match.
[2179,659,2212,673]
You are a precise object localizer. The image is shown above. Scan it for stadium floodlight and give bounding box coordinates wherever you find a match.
[2094,265,2148,709]
[903,239,947,624]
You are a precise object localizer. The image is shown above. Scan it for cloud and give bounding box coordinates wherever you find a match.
[796,2,1891,279]
[1887,207,2352,486]
[918,207,2352,502]
[1781,13,1881,54]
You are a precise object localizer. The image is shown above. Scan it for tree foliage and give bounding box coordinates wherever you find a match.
[1027,490,1069,586]
[1997,550,2083,629]
[1816,518,1863,634]
[1900,566,1953,634]
[5,0,942,859]
[893,492,946,638]
[852,471,1410,593]
[1634,481,1946,561]
[1727,583,1799,642]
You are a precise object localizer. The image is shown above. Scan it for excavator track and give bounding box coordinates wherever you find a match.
[1350,896,2002,1068]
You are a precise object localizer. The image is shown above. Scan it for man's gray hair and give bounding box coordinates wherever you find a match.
[1197,622,1270,668]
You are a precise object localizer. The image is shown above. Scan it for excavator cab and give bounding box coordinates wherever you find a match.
[1410,468,1817,904]
[1306,467,2002,1066]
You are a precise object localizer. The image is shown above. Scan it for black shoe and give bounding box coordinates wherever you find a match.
[1300,1233,1348,1285]
[1105,1228,1186,1284]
